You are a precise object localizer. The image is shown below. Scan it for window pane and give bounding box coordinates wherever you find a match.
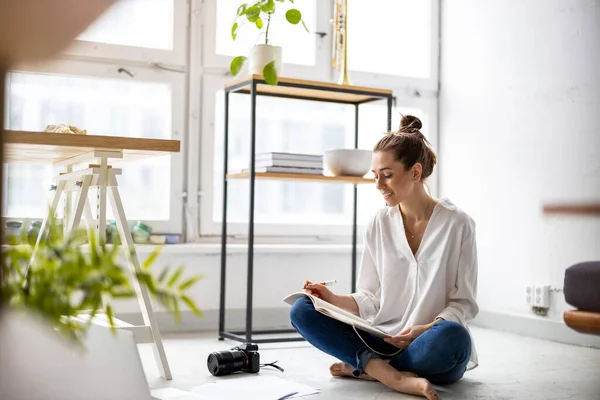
[213,92,356,225]
[216,0,317,66]
[77,0,174,50]
[347,0,431,78]
[4,73,173,221]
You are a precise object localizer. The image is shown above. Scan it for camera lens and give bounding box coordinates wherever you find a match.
[207,350,247,376]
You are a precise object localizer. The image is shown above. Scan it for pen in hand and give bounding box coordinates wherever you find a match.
[303,279,336,289]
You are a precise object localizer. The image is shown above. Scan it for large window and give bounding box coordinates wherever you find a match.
[198,0,439,238]
[3,0,439,241]
[3,1,187,234]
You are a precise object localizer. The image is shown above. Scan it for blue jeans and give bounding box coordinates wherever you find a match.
[290,297,471,385]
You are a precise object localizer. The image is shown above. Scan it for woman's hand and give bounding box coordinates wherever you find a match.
[303,280,337,304]
[383,324,430,349]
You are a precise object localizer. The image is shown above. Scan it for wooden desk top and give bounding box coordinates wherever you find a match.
[3,130,180,164]
[225,75,393,104]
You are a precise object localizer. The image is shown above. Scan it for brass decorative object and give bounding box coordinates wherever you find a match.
[332,0,351,86]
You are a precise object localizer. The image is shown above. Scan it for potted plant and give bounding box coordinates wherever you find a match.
[1,215,203,344]
[229,0,309,85]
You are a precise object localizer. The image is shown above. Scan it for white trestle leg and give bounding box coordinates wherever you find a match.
[32,152,172,380]
[108,177,172,380]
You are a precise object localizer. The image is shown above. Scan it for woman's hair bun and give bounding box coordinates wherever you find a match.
[399,115,422,133]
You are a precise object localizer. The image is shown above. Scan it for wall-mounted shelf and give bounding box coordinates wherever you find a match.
[226,172,375,185]
[543,203,600,216]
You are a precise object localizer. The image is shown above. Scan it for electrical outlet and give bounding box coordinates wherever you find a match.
[526,285,534,305]
[534,285,550,308]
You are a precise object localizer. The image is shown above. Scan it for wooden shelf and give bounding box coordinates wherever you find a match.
[543,203,600,216]
[3,130,180,164]
[225,74,393,105]
[227,172,374,184]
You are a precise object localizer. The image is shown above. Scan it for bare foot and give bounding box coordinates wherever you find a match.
[363,359,439,399]
[388,371,438,400]
[329,362,377,381]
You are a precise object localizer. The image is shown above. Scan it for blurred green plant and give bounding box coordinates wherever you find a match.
[229,0,309,85]
[1,214,203,344]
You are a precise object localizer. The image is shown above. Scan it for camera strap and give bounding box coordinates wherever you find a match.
[260,360,284,372]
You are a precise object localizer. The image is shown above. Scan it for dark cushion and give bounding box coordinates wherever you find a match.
[564,261,600,313]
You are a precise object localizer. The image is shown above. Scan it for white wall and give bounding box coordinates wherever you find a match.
[439,0,600,339]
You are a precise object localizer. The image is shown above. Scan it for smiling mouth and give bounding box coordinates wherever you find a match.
[381,192,393,200]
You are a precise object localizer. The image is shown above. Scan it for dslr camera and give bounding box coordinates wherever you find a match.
[207,343,260,376]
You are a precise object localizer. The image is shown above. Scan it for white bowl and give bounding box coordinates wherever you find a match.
[324,149,372,177]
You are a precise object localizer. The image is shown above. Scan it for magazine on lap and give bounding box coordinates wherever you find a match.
[283,292,391,339]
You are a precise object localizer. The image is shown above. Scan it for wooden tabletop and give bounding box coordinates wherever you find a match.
[225,74,393,105]
[3,130,180,164]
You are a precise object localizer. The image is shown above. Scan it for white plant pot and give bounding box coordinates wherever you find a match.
[249,44,283,76]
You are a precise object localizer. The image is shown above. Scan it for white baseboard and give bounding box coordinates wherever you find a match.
[472,310,600,349]
[117,308,292,335]
[118,308,600,349]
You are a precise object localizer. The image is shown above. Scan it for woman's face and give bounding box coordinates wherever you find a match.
[371,150,417,207]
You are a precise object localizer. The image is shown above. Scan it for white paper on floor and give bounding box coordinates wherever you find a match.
[190,374,320,399]
[151,387,204,400]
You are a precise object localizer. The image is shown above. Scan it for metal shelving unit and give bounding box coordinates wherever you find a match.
[219,74,393,344]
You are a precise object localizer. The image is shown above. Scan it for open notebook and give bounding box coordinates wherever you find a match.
[283,292,391,339]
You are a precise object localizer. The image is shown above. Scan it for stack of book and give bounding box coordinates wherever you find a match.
[242,152,324,175]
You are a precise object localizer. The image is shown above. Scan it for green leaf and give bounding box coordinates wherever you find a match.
[285,9,301,24]
[230,55,247,76]
[237,3,248,16]
[231,22,239,40]
[288,0,294,3]
[105,304,117,334]
[172,297,181,324]
[260,0,275,12]
[263,60,278,85]
[245,5,260,22]
[142,247,161,270]
[181,295,204,318]
[301,19,309,32]
[179,275,203,291]
[167,266,184,288]
[255,16,263,29]
[157,266,170,284]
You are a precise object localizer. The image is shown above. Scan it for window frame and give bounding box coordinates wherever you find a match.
[197,73,439,238]
[61,0,189,67]
[4,58,187,234]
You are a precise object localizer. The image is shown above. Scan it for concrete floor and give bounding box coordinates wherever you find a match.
[140,327,600,400]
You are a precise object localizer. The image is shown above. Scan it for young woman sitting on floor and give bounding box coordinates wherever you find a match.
[290,115,479,400]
